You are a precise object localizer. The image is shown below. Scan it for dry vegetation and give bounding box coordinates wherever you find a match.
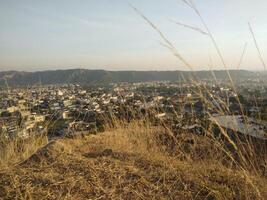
[0,121,266,200]
[0,134,48,171]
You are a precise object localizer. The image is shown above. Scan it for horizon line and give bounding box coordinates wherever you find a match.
[0,68,265,73]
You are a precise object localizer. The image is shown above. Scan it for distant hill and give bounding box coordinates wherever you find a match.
[0,69,265,86]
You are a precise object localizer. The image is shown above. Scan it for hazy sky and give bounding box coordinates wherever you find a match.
[0,0,267,71]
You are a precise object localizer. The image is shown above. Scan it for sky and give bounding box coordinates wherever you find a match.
[0,0,267,72]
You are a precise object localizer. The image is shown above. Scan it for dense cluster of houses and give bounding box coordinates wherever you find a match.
[0,80,266,141]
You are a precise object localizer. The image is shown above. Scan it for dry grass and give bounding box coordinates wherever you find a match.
[0,121,266,200]
[0,134,48,171]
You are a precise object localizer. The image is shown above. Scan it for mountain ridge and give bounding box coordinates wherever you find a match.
[0,69,265,86]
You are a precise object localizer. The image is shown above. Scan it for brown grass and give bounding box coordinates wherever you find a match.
[0,121,266,200]
[0,134,48,171]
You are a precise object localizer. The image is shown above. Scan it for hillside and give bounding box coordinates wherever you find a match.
[0,69,264,86]
[0,123,266,200]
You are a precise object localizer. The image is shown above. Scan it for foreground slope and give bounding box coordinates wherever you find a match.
[0,126,267,200]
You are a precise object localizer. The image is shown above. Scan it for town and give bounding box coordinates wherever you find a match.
[1,78,266,143]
